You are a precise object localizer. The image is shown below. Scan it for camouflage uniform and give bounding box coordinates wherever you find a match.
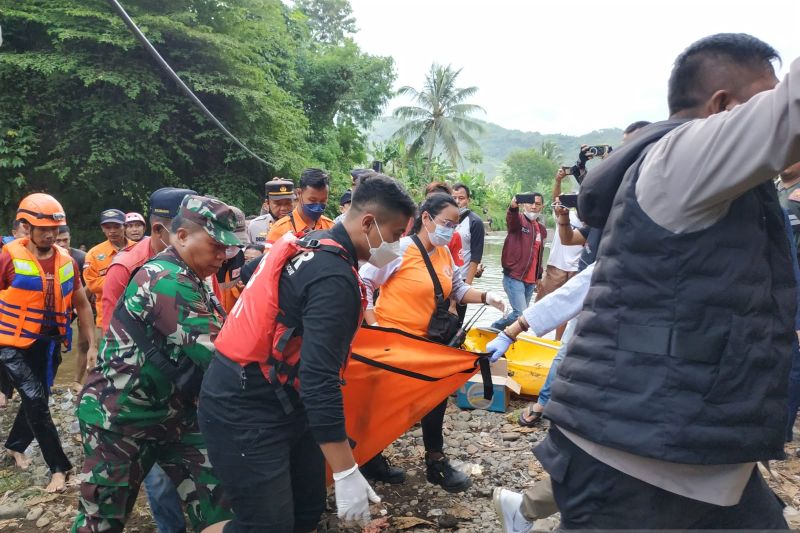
[72,196,240,533]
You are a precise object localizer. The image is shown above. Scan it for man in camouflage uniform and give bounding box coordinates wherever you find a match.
[72,196,240,533]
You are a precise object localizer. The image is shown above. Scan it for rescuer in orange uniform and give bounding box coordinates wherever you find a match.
[266,168,335,244]
[0,194,97,492]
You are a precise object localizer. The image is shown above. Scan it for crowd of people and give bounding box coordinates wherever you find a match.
[0,31,799,532]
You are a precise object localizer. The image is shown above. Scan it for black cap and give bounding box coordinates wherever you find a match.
[58,225,70,234]
[265,178,295,200]
[339,190,352,206]
[100,209,126,225]
[149,187,197,219]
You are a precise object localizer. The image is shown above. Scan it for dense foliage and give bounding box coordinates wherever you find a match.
[0,0,394,243]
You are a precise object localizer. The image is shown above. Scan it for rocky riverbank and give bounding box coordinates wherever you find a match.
[1,387,800,532]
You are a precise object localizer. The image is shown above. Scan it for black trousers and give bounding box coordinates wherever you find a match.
[0,341,71,473]
[535,427,787,530]
[198,355,326,533]
[421,399,448,453]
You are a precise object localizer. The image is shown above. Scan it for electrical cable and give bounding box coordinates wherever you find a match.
[106,0,269,166]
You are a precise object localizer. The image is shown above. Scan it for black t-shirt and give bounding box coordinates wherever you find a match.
[233,224,362,443]
[70,247,86,283]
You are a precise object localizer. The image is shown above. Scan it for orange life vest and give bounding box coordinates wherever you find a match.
[215,235,366,393]
[0,239,75,349]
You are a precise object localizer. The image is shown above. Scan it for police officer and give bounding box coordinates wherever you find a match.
[73,196,239,532]
[246,178,296,245]
[0,194,97,492]
[198,174,417,533]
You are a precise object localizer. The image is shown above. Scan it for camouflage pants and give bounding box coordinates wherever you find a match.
[71,422,231,532]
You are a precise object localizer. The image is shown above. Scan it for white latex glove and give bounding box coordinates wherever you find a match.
[485,291,507,315]
[334,464,381,523]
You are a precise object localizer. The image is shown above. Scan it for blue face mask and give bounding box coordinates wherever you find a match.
[302,202,326,222]
[428,221,454,247]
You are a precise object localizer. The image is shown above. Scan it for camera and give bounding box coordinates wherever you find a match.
[587,145,613,158]
[561,166,573,175]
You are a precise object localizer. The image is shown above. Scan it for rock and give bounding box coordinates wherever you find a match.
[457,411,471,422]
[501,432,520,442]
[427,508,443,517]
[36,515,51,528]
[533,517,559,531]
[452,421,470,431]
[411,428,423,438]
[0,503,26,519]
[409,499,419,506]
[476,487,492,498]
[465,444,479,455]
[26,506,44,521]
[438,514,459,529]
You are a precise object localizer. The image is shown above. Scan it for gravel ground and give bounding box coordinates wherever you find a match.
[1,388,799,532]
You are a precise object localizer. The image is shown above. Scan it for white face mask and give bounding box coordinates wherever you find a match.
[365,220,401,268]
[524,212,537,221]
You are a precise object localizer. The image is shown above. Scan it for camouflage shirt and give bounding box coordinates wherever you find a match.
[78,248,223,441]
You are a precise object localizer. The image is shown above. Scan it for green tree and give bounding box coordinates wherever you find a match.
[295,0,357,45]
[501,147,560,198]
[0,0,394,243]
[392,64,485,176]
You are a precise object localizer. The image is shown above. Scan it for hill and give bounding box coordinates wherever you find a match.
[367,117,623,179]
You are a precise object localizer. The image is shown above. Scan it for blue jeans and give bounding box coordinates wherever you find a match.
[491,274,536,330]
[537,318,575,407]
[144,463,186,533]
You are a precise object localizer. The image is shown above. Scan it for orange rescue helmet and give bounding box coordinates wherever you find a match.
[16,193,67,227]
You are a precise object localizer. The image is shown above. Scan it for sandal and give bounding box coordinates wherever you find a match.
[518,404,543,427]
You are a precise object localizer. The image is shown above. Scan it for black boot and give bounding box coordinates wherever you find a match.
[425,453,472,493]
[360,453,406,484]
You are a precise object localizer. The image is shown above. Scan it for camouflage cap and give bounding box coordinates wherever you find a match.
[178,195,240,246]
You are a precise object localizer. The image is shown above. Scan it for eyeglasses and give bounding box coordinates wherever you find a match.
[432,216,458,230]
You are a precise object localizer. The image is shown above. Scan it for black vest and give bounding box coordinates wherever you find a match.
[547,120,797,464]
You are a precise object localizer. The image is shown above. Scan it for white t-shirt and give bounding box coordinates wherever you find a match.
[546,210,583,272]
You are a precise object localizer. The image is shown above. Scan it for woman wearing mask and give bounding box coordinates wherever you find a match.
[359,193,506,492]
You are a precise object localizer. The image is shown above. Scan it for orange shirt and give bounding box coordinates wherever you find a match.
[83,239,131,327]
[266,206,334,244]
[368,239,454,338]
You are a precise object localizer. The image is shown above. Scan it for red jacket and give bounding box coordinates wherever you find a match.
[501,207,546,282]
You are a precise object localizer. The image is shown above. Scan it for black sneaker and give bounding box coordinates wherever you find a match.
[360,453,406,484]
[425,454,472,493]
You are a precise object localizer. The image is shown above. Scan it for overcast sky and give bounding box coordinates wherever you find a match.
[349,0,800,135]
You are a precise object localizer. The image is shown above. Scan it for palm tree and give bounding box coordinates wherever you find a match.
[392,64,485,176]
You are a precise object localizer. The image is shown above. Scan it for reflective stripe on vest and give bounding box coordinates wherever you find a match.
[0,240,74,348]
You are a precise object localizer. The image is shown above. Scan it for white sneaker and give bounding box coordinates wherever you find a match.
[493,487,533,533]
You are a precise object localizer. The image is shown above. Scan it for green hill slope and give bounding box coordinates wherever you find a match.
[368,117,623,179]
